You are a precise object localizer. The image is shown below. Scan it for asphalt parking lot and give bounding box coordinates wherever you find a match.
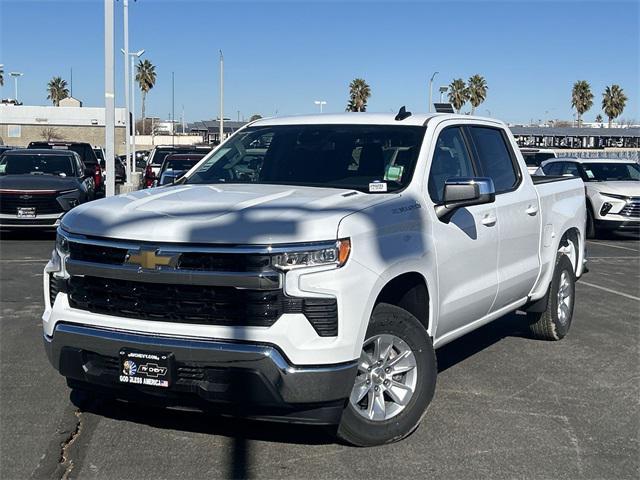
[1,231,638,480]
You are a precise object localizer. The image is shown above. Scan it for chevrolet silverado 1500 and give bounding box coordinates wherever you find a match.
[43,112,586,446]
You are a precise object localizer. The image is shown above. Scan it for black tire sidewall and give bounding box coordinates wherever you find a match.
[586,206,596,239]
[337,303,437,446]
[548,255,576,338]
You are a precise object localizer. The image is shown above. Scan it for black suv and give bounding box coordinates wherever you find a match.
[28,141,104,195]
[0,149,96,228]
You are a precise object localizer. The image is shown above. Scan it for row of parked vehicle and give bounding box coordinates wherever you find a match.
[0,142,212,229]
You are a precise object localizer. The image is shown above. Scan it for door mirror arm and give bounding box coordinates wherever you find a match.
[435,177,496,222]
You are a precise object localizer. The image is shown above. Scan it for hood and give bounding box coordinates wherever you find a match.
[0,174,79,192]
[61,183,392,244]
[587,181,640,198]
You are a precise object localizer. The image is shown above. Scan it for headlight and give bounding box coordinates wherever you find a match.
[600,192,628,200]
[272,239,351,270]
[56,230,70,255]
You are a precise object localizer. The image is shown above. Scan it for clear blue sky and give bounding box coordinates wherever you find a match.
[1,0,638,124]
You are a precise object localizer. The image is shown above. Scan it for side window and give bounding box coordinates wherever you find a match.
[469,127,519,193]
[543,162,563,176]
[561,162,580,177]
[428,127,475,203]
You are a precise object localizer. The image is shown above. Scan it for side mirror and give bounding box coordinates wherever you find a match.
[435,177,495,222]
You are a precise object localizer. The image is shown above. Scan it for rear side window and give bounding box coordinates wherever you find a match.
[542,162,563,176]
[469,127,519,193]
[428,127,475,203]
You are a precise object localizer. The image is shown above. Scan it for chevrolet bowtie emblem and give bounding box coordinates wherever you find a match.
[125,250,175,270]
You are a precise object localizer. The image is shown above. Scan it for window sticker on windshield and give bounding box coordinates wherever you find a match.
[369,181,388,192]
[585,169,595,179]
[384,165,404,182]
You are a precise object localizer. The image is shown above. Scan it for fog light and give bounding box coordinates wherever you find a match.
[600,202,612,216]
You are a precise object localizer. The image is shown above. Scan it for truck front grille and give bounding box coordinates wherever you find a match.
[0,192,63,214]
[67,276,338,336]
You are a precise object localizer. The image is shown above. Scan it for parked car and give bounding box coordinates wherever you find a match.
[44,112,586,446]
[143,145,212,187]
[28,141,103,196]
[0,146,17,156]
[0,149,95,228]
[536,157,640,237]
[98,156,127,185]
[520,147,557,174]
[157,153,206,186]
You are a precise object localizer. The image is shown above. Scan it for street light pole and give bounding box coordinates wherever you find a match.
[428,71,439,113]
[9,72,23,103]
[122,49,144,179]
[439,85,448,103]
[219,50,224,144]
[122,0,131,183]
[104,0,115,197]
[314,100,326,113]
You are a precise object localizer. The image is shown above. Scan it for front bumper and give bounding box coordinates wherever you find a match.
[44,323,357,425]
[595,218,640,231]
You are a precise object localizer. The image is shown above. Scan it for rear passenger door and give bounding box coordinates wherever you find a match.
[467,125,541,312]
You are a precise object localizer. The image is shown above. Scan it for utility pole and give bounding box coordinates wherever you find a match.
[172,72,175,146]
[219,50,224,144]
[428,71,439,113]
[104,0,115,197]
[9,72,23,103]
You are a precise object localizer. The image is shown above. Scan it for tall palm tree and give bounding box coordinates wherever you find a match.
[571,80,593,127]
[46,77,69,106]
[135,59,157,134]
[467,74,488,115]
[345,78,371,112]
[595,114,603,124]
[448,78,468,113]
[602,84,627,128]
[0,66,4,87]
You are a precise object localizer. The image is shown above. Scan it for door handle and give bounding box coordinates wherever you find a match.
[526,205,539,216]
[481,214,497,226]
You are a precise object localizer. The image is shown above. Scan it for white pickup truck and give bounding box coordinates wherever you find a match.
[43,112,587,446]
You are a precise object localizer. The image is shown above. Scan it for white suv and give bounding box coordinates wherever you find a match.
[536,157,640,237]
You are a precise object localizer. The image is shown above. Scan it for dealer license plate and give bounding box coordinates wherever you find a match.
[17,207,36,218]
[119,349,173,388]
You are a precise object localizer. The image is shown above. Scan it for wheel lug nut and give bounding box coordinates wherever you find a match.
[366,379,371,385]
[377,360,383,366]
[374,386,379,392]
[384,379,390,386]
[385,367,391,373]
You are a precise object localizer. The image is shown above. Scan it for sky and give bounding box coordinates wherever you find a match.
[1,0,638,125]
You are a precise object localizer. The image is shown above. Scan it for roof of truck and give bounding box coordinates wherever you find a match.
[251,112,503,127]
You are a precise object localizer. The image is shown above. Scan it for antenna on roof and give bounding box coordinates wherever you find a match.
[433,103,455,113]
[395,106,412,121]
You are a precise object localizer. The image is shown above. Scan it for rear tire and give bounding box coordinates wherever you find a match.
[528,254,576,341]
[336,303,437,446]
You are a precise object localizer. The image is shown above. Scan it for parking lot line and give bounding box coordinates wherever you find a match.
[588,241,640,252]
[579,280,640,301]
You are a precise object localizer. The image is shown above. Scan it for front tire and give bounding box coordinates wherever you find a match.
[528,254,576,341]
[337,303,437,446]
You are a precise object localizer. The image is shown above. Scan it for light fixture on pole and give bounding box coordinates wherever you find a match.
[122,48,145,179]
[428,71,439,112]
[9,72,24,103]
[314,100,327,113]
[439,85,448,103]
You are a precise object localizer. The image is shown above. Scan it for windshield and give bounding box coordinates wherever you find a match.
[582,162,640,181]
[186,125,425,193]
[163,159,199,172]
[0,154,76,176]
[151,149,209,167]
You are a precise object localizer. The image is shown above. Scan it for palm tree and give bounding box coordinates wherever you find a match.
[46,77,69,106]
[135,59,157,134]
[345,78,371,112]
[467,75,488,115]
[602,84,627,128]
[595,114,603,124]
[448,78,468,113]
[571,80,593,127]
[0,65,4,87]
